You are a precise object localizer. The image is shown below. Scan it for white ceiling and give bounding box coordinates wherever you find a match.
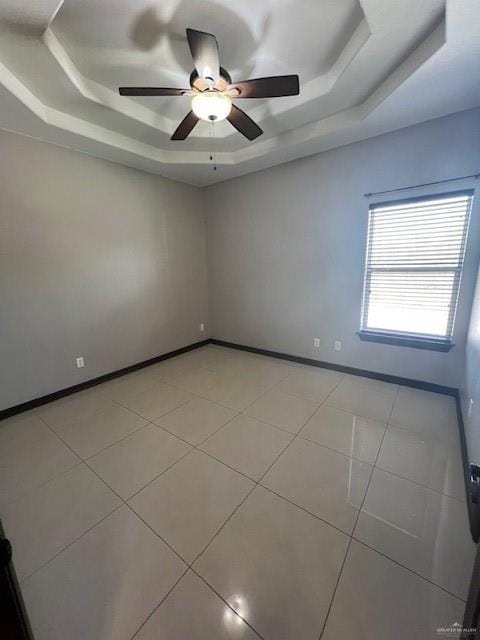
[0,0,478,186]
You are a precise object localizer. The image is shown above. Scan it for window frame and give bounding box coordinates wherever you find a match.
[358,189,474,352]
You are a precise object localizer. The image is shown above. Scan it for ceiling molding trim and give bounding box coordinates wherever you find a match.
[43,27,177,134]
[230,19,447,164]
[0,15,447,171]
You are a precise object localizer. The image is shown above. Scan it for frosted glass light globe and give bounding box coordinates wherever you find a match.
[192,92,232,122]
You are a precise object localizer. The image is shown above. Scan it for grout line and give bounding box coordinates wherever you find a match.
[124,445,195,502]
[256,484,352,539]
[349,537,467,603]
[193,446,263,484]
[296,431,380,465]
[317,384,400,639]
[372,463,466,503]
[154,407,242,449]
[124,502,189,566]
[79,421,152,459]
[19,502,125,584]
[188,567,266,640]
[127,566,190,640]
[0,459,84,511]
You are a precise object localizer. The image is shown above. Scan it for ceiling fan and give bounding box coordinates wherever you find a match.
[119,28,300,141]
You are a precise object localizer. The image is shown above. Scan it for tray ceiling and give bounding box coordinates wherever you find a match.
[0,0,478,185]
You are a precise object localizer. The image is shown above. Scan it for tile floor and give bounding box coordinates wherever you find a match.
[0,345,475,639]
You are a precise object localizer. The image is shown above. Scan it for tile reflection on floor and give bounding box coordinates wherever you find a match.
[0,345,473,639]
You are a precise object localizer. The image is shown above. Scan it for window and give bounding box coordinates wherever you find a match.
[359,190,473,351]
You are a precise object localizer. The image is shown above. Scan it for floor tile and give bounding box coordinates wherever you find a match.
[244,390,319,434]
[2,464,120,580]
[149,356,199,381]
[210,354,267,377]
[22,506,186,640]
[203,375,269,411]
[118,382,191,421]
[390,387,459,443]
[133,571,260,639]
[200,415,293,481]
[0,432,79,506]
[156,398,236,446]
[88,425,191,499]
[177,346,235,371]
[377,424,465,500]
[0,412,53,460]
[262,438,372,533]
[326,376,396,422]
[300,404,386,464]
[322,541,465,640]
[99,370,161,402]
[168,367,223,395]
[194,486,349,640]
[215,358,292,387]
[2,349,472,640]
[274,367,343,402]
[354,469,476,599]
[130,450,253,563]
[340,374,399,399]
[36,390,117,431]
[53,404,148,458]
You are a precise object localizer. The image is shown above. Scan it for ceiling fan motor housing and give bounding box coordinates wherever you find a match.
[189,67,232,92]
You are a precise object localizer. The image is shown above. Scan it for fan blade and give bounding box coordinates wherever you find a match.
[227,105,262,141]
[119,87,191,96]
[186,28,220,83]
[171,111,199,140]
[227,75,299,98]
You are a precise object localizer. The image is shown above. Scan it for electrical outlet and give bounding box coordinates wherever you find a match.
[76,357,85,369]
[199,323,205,332]
[313,338,320,348]
[468,398,474,418]
[334,341,342,351]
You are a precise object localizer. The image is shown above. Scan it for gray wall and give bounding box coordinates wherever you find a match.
[1,108,479,411]
[205,108,480,386]
[0,130,208,410]
[463,264,480,464]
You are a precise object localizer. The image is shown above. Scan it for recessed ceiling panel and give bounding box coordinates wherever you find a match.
[0,0,477,185]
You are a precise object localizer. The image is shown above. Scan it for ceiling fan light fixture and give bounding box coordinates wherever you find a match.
[191,91,231,122]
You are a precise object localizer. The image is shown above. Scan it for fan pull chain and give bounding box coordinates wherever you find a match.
[209,120,217,171]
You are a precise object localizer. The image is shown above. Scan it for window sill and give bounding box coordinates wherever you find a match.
[357,330,454,352]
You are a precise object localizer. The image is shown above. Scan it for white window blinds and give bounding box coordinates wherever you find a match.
[360,190,473,344]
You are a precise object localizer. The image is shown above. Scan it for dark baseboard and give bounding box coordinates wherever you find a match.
[0,339,210,421]
[210,339,459,396]
[455,394,479,543]
[2,336,459,422]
